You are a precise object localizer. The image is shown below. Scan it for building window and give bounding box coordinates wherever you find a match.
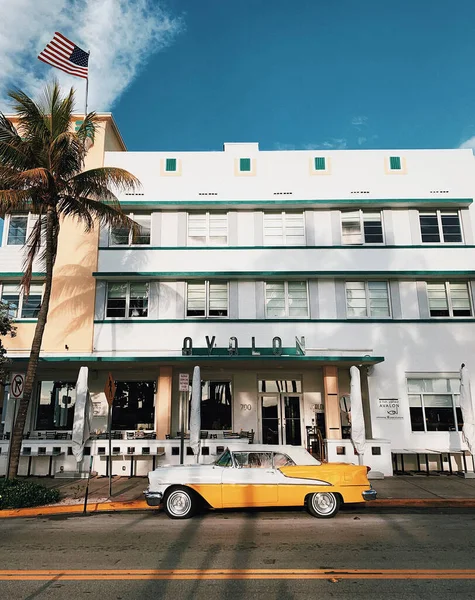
[189,380,232,430]
[187,213,228,246]
[1,283,43,319]
[106,282,149,318]
[166,158,177,172]
[263,212,305,246]
[426,281,472,317]
[35,381,76,430]
[186,281,228,318]
[341,210,384,244]
[110,214,151,246]
[419,211,462,243]
[111,381,155,430]
[346,281,390,318]
[6,214,40,246]
[240,158,251,172]
[389,156,401,170]
[265,281,309,318]
[407,377,462,432]
[314,157,326,171]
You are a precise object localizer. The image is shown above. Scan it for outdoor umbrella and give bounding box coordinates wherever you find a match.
[189,366,201,462]
[460,364,475,462]
[72,366,92,463]
[350,365,366,464]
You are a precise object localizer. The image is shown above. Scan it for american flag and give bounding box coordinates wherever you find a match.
[38,32,89,79]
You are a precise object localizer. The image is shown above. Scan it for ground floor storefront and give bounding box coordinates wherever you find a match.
[0,354,471,478]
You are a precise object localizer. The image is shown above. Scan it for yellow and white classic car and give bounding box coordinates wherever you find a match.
[144,444,376,519]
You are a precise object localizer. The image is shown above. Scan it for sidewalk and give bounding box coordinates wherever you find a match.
[2,474,475,518]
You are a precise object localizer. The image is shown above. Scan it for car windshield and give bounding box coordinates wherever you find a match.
[215,449,232,467]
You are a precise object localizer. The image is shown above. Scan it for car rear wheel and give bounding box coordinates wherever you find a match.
[164,487,196,519]
[306,492,340,518]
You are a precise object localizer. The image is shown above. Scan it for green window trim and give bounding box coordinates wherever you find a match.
[74,120,83,132]
[390,156,401,170]
[166,158,177,172]
[314,157,326,171]
[240,158,251,172]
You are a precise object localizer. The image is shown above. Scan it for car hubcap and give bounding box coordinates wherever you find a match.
[312,492,336,515]
[167,490,192,517]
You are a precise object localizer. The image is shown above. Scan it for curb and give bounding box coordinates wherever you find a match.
[2,498,475,518]
[0,499,155,519]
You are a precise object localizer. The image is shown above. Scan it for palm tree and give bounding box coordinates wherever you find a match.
[0,82,140,477]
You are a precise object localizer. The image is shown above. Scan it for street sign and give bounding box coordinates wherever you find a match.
[10,373,26,400]
[179,373,190,392]
[104,373,116,406]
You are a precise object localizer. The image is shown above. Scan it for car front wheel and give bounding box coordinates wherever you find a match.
[306,492,340,518]
[163,487,196,519]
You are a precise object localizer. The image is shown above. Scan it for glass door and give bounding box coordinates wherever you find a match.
[282,395,302,446]
[259,394,303,445]
[260,394,280,444]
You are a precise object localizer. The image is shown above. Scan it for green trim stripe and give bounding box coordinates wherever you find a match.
[0,272,44,278]
[98,244,475,251]
[9,354,385,364]
[93,270,475,278]
[112,198,473,208]
[94,318,475,324]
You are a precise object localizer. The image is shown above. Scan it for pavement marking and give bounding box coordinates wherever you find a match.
[2,569,475,581]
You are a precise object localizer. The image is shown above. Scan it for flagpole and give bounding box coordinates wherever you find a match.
[84,51,90,117]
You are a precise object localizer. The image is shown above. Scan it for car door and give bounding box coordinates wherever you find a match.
[221,451,278,507]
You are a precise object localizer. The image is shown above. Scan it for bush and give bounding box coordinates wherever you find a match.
[0,479,61,509]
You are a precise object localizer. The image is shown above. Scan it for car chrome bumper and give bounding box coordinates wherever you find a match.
[144,489,163,507]
[362,488,377,502]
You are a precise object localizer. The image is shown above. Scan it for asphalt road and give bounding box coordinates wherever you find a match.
[2,507,475,599]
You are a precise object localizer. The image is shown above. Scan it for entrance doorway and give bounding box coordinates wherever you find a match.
[259,394,303,446]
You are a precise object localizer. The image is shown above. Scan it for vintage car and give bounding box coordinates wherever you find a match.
[144,444,376,519]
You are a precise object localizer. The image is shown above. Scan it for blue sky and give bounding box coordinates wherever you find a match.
[2,0,475,152]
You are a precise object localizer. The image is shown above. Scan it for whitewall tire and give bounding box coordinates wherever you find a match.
[306,492,340,519]
[163,487,196,519]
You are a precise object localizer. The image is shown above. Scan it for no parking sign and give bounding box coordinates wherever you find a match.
[10,373,26,400]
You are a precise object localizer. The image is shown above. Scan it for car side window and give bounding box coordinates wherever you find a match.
[233,452,273,468]
[215,449,232,467]
[273,453,295,467]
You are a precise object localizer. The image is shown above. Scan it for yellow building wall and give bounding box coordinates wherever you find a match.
[4,115,126,354]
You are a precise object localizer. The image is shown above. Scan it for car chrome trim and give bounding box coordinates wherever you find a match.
[144,489,163,506]
[362,488,377,501]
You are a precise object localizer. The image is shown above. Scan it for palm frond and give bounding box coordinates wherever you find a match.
[68,167,141,199]
[76,112,98,146]
[48,84,75,140]
[0,189,32,213]
[7,168,52,189]
[58,195,136,232]
[0,114,21,143]
[8,88,50,150]
[0,139,36,172]
[49,131,84,179]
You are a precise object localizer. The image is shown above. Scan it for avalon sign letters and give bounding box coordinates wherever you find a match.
[182,336,306,357]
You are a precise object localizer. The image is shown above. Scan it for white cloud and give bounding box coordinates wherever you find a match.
[0,0,183,112]
[459,137,475,153]
[318,138,348,150]
[357,136,367,146]
[351,116,368,127]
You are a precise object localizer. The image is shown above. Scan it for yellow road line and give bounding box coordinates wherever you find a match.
[2,569,475,581]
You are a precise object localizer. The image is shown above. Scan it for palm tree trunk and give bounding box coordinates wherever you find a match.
[7,207,59,478]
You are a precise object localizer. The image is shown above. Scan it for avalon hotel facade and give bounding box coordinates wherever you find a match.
[1,114,475,477]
